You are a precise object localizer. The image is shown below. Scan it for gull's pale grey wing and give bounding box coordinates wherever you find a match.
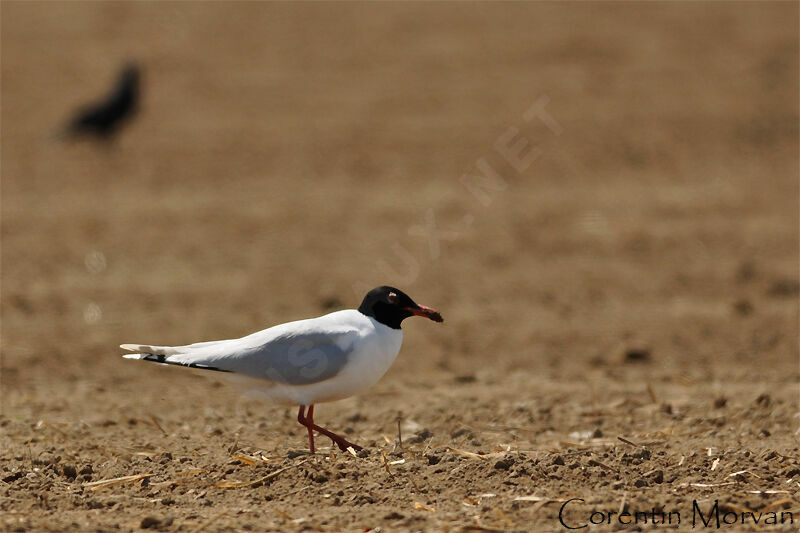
[243,331,354,385]
[158,328,360,386]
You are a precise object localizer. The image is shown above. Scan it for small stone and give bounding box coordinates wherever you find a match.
[427,455,441,466]
[140,516,161,529]
[287,451,308,459]
[34,452,55,465]
[408,428,433,443]
[713,397,727,409]
[634,478,648,488]
[624,348,651,363]
[62,465,77,479]
[649,470,664,484]
[79,465,93,475]
[592,428,603,438]
[552,455,565,466]
[2,472,23,483]
[493,459,513,471]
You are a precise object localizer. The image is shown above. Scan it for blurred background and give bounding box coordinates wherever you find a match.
[3,1,798,406]
[2,2,798,529]
[3,1,798,400]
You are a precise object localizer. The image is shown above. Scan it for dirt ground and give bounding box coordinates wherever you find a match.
[2,3,799,532]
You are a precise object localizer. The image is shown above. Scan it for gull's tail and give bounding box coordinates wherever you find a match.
[120,342,231,372]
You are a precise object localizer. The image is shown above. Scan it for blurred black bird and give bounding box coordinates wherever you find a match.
[62,62,140,141]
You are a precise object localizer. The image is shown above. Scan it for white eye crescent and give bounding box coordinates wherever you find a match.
[387,292,398,303]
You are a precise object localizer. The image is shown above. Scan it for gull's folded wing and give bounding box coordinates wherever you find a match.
[122,321,359,385]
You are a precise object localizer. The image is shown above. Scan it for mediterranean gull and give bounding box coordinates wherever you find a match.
[121,286,443,452]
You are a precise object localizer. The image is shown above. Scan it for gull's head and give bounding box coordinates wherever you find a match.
[358,286,443,329]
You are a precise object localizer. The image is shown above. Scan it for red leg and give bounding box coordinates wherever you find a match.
[296,404,362,452]
[306,405,316,453]
[297,405,315,453]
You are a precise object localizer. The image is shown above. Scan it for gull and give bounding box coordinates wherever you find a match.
[121,286,443,452]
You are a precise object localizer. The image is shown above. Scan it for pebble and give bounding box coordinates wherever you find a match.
[624,348,651,363]
[35,452,56,465]
[62,465,77,479]
[493,459,513,471]
[140,516,161,529]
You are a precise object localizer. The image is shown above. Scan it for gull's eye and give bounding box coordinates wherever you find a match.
[387,292,398,303]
